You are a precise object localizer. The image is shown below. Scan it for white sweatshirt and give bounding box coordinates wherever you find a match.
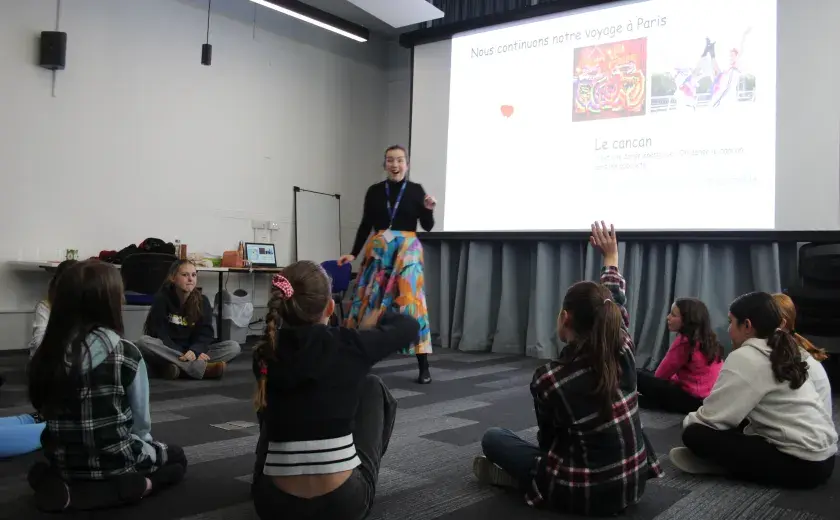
[28,300,50,358]
[684,338,837,462]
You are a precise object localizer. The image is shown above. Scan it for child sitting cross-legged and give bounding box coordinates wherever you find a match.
[0,259,77,460]
[137,259,241,380]
[473,222,663,517]
[251,261,420,520]
[637,298,724,414]
[670,291,837,489]
[27,260,187,513]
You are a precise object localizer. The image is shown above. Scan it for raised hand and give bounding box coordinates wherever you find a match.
[589,221,619,266]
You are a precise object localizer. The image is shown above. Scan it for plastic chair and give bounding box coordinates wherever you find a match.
[122,252,178,305]
[321,260,352,322]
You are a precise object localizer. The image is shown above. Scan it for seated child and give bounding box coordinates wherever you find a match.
[28,259,77,357]
[473,222,663,517]
[773,293,832,412]
[0,260,77,459]
[27,260,187,512]
[137,259,240,380]
[773,293,829,362]
[251,261,420,520]
[670,291,837,489]
[637,298,723,414]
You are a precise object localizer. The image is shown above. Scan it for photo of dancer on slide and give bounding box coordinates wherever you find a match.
[572,38,647,122]
[651,28,754,112]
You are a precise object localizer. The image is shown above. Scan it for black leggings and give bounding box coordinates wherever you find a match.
[683,423,835,489]
[30,444,187,512]
[637,370,703,414]
[252,374,398,520]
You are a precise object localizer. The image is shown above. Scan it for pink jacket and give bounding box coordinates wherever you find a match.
[654,334,723,399]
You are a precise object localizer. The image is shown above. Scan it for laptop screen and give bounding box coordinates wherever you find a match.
[245,243,277,266]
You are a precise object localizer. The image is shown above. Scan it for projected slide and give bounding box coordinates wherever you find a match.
[444,0,776,231]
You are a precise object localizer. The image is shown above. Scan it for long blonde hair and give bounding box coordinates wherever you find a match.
[772,293,828,362]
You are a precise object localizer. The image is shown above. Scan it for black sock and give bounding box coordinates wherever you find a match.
[417,354,429,372]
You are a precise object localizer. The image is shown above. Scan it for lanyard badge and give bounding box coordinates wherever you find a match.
[385,180,408,229]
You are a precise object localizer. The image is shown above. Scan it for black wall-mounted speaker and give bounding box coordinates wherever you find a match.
[201,43,212,66]
[39,31,67,70]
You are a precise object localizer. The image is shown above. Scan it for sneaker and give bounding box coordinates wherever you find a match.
[669,447,727,475]
[472,456,518,488]
[203,361,226,380]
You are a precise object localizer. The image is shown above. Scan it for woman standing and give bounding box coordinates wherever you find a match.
[338,145,436,384]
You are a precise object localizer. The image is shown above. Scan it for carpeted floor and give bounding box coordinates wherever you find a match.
[1,348,839,519]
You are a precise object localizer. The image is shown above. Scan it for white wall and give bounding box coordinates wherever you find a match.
[0,0,398,349]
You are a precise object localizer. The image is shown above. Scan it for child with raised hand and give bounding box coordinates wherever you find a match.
[473,222,663,517]
[27,260,187,513]
[250,261,419,520]
[138,259,241,380]
[637,298,723,414]
[670,291,837,489]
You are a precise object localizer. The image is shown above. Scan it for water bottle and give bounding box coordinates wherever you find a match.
[174,237,182,259]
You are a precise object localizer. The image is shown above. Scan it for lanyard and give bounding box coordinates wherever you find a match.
[385,180,407,228]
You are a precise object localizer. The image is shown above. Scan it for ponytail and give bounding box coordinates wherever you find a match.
[793,332,828,362]
[253,305,280,411]
[588,297,625,416]
[768,328,808,389]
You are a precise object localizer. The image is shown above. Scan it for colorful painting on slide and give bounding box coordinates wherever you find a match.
[572,37,648,122]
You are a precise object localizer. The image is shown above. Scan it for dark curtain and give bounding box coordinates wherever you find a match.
[422,239,800,367]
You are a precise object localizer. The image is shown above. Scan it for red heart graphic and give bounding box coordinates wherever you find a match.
[500,105,514,118]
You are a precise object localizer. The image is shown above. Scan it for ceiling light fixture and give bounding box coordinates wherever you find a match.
[248,0,369,43]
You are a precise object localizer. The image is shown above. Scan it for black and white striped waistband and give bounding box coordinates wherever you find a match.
[264,434,361,476]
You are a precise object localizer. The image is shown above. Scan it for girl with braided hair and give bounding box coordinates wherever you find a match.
[250,260,419,520]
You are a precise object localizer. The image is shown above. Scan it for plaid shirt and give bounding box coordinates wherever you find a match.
[43,335,167,480]
[527,266,663,516]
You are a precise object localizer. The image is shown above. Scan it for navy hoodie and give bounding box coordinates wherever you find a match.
[146,286,215,355]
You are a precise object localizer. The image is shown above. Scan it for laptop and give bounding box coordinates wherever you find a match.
[244,243,278,268]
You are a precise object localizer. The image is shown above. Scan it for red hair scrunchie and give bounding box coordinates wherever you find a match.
[272,274,294,300]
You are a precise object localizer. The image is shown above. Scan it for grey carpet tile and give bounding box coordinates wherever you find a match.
[1,350,839,519]
[393,397,492,426]
[151,394,244,412]
[389,388,425,399]
[149,374,255,395]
